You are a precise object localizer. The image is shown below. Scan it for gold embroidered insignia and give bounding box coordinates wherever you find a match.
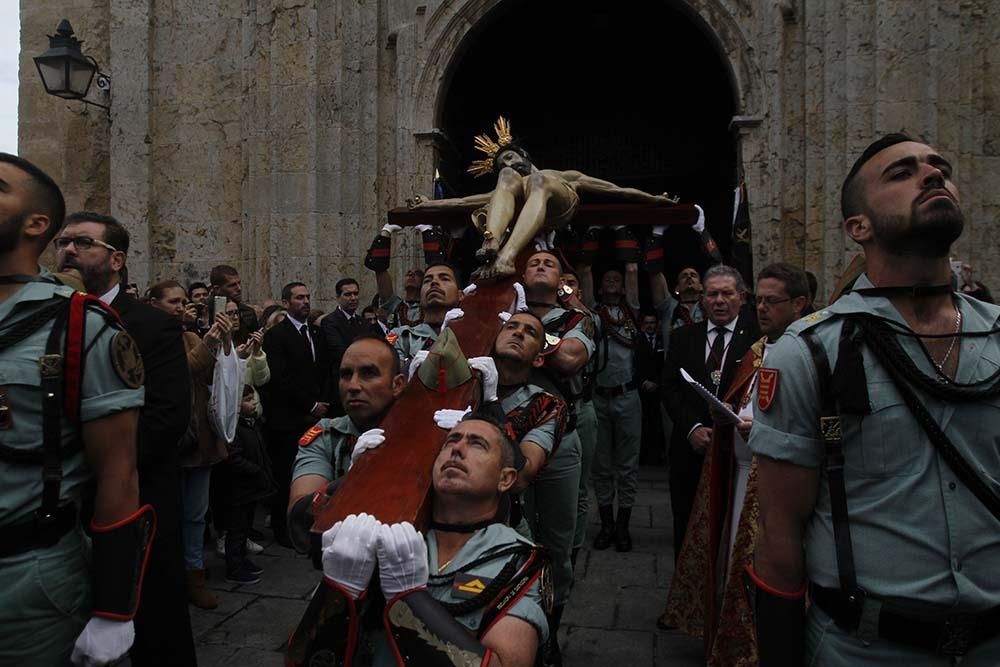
[110,332,145,389]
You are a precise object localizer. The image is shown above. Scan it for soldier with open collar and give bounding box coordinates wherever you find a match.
[287,413,549,667]
[0,153,152,665]
[519,248,595,666]
[287,335,406,549]
[387,261,466,374]
[748,134,1000,665]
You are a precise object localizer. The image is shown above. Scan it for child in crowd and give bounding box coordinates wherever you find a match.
[215,384,276,584]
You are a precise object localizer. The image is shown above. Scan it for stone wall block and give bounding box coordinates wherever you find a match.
[274,172,312,215]
[315,171,344,214]
[267,214,317,259]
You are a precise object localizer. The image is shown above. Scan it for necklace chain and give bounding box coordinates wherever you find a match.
[437,556,455,574]
[933,306,962,372]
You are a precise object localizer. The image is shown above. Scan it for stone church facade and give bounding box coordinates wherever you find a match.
[18,0,1000,306]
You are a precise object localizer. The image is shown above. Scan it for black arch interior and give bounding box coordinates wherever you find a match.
[437,0,738,294]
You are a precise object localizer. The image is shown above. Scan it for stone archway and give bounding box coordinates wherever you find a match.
[406,0,763,281]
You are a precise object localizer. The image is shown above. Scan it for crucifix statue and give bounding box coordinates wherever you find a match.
[407,117,679,279]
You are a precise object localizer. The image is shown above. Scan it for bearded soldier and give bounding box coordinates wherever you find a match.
[747,134,1000,665]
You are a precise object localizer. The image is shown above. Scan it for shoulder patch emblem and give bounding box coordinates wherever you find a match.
[757,368,779,412]
[453,573,492,599]
[385,333,399,346]
[299,424,324,447]
[110,331,145,389]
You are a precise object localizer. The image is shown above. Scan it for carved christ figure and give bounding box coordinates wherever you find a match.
[407,117,676,279]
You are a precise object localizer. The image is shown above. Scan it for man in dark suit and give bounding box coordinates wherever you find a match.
[662,265,759,560]
[636,312,666,465]
[320,277,362,415]
[57,212,197,666]
[262,281,332,546]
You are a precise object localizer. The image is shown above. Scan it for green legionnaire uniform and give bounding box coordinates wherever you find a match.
[388,321,439,371]
[292,415,361,483]
[749,274,1000,665]
[287,416,363,556]
[0,274,147,664]
[534,307,594,603]
[423,525,549,640]
[383,293,423,329]
[288,523,550,666]
[572,310,600,559]
[498,382,568,551]
[370,525,550,666]
[591,302,642,551]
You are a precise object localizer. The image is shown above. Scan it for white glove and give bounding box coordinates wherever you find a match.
[321,513,380,599]
[407,350,430,381]
[468,357,499,403]
[71,618,135,666]
[652,224,668,236]
[463,283,478,297]
[693,205,706,234]
[509,282,527,314]
[440,308,465,330]
[434,406,472,430]
[349,428,385,470]
[381,223,403,235]
[532,231,555,251]
[497,311,512,324]
[376,522,429,599]
[415,224,434,233]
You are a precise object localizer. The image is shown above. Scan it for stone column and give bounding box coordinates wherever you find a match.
[109,0,152,288]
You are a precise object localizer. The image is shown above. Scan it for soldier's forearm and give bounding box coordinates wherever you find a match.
[84,410,141,524]
[754,529,806,591]
[548,340,588,376]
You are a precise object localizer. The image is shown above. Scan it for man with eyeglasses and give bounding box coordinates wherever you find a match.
[0,154,153,665]
[661,264,759,571]
[658,263,808,660]
[55,212,197,665]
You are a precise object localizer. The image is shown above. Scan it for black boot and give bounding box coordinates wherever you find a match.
[593,505,615,550]
[543,605,565,666]
[615,507,632,552]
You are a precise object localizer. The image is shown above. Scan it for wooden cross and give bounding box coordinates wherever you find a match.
[312,203,697,533]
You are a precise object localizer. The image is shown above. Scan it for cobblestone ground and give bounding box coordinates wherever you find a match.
[155,466,703,666]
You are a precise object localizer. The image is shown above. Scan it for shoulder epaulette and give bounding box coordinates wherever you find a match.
[787,308,836,335]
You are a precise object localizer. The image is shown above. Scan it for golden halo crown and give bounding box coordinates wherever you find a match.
[467,116,516,178]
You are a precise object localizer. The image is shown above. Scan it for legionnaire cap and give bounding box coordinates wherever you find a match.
[417,328,473,391]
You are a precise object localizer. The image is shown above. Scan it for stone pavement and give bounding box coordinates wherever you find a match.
[177,465,703,666]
